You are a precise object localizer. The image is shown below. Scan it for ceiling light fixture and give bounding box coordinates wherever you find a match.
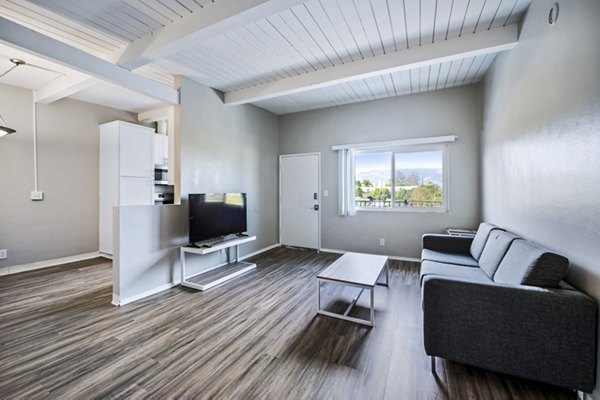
[0,58,22,136]
[0,113,16,137]
[0,57,62,79]
[9,58,25,65]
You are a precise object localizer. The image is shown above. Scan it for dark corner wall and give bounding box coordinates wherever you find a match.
[481,1,600,398]
[0,83,136,271]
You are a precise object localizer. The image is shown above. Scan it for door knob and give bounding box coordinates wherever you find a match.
[313,205,319,211]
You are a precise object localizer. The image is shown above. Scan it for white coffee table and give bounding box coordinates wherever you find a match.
[317,252,389,326]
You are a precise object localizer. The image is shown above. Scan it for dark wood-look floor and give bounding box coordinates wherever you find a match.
[0,247,575,399]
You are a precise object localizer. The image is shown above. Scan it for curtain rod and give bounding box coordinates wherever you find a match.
[331,135,457,151]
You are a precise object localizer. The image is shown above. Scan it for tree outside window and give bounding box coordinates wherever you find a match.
[354,147,446,210]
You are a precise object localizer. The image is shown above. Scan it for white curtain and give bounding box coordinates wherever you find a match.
[337,148,356,216]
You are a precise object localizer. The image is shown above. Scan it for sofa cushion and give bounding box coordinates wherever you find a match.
[493,239,569,287]
[478,231,520,278]
[421,249,479,267]
[470,223,503,261]
[420,260,492,286]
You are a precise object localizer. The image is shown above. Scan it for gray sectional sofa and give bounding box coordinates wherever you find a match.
[420,223,597,392]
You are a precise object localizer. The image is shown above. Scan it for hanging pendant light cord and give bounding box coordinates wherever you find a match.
[32,98,39,192]
[0,64,19,79]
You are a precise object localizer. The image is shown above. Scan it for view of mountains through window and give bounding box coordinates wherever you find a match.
[355,150,444,208]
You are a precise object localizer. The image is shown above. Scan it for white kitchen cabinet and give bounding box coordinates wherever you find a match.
[153,133,168,166]
[120,177,154,206]
[120,125,154,177]
[99,121,155,257]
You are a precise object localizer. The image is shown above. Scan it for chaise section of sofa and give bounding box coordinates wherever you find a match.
[419,223,597,392]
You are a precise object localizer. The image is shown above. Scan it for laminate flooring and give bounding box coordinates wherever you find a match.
[0,247,575,399]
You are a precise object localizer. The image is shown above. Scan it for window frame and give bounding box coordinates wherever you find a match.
[355,143,449,213]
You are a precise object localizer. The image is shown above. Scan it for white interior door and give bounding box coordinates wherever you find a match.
[280,153,320,249]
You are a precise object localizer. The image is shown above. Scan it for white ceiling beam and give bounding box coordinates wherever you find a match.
[0,16,178,104]
[224,24,519,106]
[116,0,307,70]
[34,75,100,104]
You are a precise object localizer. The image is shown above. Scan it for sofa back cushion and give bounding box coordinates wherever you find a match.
[478,231,520,278]
[493,239,569,287]
[470,223,503,261]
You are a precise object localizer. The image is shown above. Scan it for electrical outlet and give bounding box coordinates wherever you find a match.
[30,191,44,201]
[379,238,385,246]
[0,249,7,260]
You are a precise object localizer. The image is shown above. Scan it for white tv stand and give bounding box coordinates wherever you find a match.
[179,235,256,291]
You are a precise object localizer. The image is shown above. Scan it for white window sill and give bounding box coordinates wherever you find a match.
[356,207,448,214]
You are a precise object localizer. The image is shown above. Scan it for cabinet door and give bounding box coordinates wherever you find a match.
[120,124,153,178]
[119,177,154,205]
[154,134,165,166]
[161,135,169,165]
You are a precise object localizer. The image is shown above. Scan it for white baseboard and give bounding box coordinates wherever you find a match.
[319,248,420,263]
[319,247,345,254]
[0,251,101,276]
[112,243,281,306]
[112,281,179,306]
[239,243,280,261]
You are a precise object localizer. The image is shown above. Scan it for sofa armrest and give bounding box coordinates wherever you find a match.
[422,234,473,254]
[421,275,597,392]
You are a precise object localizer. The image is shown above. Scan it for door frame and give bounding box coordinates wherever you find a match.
[279,152,321,250]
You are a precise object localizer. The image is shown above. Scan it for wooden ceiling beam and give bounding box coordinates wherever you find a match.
[0,16,179,104]
[224,24,519,106]
[116,0,307,70]
[34,75,100,104]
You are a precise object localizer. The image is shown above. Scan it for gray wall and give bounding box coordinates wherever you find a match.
[279,85,482,259]
[180,77,279,255]
[113,204,187,304]
[111,78,280,303]
[481,1,600,398]
[0,84,136,270]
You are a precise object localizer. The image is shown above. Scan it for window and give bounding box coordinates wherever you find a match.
[354,145,447,211]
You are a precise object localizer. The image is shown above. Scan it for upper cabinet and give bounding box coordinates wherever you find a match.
[118,123,154,178]
[154,134,168,166]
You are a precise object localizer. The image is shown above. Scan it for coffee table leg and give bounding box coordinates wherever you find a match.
[376,261,389,287]
[385,261,389,286]
[317,279,321,313]
[370,287,375,325]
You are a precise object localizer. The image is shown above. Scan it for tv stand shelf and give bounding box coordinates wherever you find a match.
[180,235,256,291]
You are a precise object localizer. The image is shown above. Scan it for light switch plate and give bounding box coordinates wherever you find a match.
[0,249,7,259]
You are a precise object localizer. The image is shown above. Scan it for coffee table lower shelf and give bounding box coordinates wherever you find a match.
[316,252,389,327]
[317,282,379,326]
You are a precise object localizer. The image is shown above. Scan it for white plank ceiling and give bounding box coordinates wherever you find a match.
[0,0,531,114]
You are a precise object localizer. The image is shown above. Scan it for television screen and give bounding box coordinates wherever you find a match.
[188,193,247,244]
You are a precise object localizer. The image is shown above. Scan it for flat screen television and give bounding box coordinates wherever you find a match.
[188,193,247,244]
